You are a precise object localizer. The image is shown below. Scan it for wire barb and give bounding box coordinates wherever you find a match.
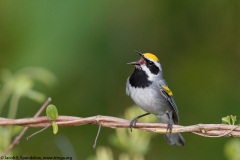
[93,124,102,149]
[27,124,51,140]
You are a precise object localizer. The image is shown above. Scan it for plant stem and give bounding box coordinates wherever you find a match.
[8,93,20,119]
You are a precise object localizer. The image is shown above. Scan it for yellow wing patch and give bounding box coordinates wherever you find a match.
[143,53,159,62]
[162,85,173,96]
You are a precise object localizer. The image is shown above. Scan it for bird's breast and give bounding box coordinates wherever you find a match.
[127,84,169,115]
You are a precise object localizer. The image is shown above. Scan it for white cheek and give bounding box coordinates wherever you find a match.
[141,65,158,81]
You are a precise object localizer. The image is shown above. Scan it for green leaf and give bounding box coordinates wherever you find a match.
[224,139,240,160]
[46,104,58,121]
[222,116,231,125]
[231,115,237,125]
[52,121,58,134]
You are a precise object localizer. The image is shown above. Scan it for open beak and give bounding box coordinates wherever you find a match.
[127,50,145,65]
[127,61,139,65]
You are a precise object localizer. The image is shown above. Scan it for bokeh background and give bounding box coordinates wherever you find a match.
[0,0,240,160]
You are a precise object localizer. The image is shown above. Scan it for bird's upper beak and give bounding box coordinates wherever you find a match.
[127,50,145,65]
[134,50,145,58]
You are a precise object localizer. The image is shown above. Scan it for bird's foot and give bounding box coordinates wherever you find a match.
[129,113,150,132]
[166,111,174,136]
[167,120,173,135]
[129,117,138,132]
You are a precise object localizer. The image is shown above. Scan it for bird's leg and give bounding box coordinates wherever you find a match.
[130,112,150,132]
[166,111,173,135]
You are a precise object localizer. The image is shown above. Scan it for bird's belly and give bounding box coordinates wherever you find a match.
[129,86,169,115]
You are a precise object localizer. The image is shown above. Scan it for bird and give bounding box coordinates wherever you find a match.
[126,50,185,146]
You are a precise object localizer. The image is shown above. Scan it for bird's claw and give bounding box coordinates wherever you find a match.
[165,111,174,136]
[166,119,173,138]
[129,117,138,132]
[129,113,150,132]
[167,122,173,134]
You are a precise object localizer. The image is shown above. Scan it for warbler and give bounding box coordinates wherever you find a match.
[126,50,185,146]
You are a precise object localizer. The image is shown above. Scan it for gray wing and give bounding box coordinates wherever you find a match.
[159,85,179,124]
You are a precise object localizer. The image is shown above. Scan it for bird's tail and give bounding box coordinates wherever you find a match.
[164,133,185,146]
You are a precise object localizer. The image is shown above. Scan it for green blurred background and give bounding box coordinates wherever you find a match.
[0,0,240,159]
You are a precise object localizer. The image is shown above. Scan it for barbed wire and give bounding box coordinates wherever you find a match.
[1,114,239,137]
[1,98,239,158]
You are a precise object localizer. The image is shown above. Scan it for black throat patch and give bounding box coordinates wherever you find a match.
[129,68,152,88]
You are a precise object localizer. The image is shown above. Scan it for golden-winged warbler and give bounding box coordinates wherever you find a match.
[126,51,185,146]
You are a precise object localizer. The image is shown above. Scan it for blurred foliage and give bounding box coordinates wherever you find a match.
[222,115,240,160]
[224,139,240,160]
[110,106,156,154]
[87,105,156,160]
[0,67,56,154]
[0,0,240,159]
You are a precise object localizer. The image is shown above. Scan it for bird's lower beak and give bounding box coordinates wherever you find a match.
[127,61,139,65]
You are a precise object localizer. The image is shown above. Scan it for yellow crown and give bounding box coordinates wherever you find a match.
[143,53,159,62]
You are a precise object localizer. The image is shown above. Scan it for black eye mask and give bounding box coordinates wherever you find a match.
[146,59,159,75]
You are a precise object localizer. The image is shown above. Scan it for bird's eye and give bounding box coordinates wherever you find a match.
[149,61,154,65]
